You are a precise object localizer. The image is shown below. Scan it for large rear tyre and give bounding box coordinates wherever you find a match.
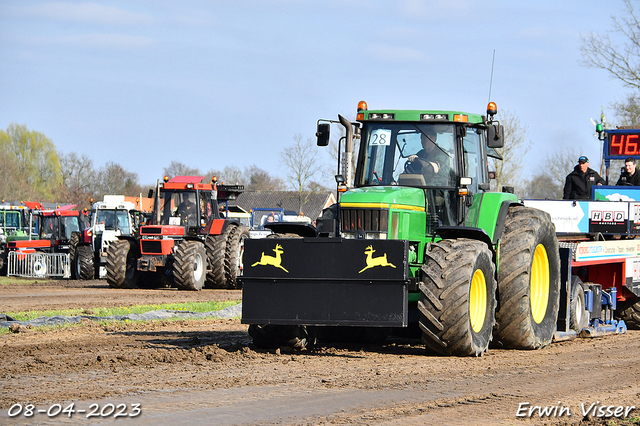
[173,240,206,291]
[418,239,497,357]
[0,250,7,276]
[205,234,227,288]
[617,300,640,329]
[69,232,81,278]
[494,206,561,349]
[225,225,250,289]
[73,245,95,280]
[106,239,140,289]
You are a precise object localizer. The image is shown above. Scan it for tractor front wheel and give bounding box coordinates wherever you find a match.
[617,300,640,329]
[225,225,250,289]
[106,240,140,289]
[173,241,206,291]
[418,238,496,356]
[205,234,227,288]
[73,245,95,280]
[494,206,561,349]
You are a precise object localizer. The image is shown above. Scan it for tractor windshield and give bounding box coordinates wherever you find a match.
[40,216,80,240]
[94,210,131,234]
[157,190,213,227]
[357,122,457,188]
[95,210,116,231]
[2,211,21,231]
[357,122,461,228]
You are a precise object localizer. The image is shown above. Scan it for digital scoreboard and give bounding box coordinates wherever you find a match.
[605,131,640,159]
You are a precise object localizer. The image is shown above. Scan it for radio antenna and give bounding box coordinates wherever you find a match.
[488,49,496,102]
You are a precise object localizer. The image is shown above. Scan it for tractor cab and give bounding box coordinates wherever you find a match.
[0,204,32,245]
[156,187,209,229]
[36,208,85,249]
[321,102,504,238]
[152,176,245,232]
[153,176,220,234]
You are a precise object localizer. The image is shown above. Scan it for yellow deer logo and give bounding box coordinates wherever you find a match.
[359,245,396,273]
[251,243,289,273]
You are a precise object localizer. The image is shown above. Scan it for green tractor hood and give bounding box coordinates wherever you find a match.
[339,186,426,210]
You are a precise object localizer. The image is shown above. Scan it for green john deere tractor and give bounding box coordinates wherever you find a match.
[240,101,560,356]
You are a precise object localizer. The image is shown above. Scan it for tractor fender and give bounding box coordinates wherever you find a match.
[492,200,522,244]
[434,198,521,260]
[203,218,242,236]
[434,226,493,252]
[115,235,138,244]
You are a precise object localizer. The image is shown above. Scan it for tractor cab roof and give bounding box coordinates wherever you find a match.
[37,205,80,217]
[159,176,244,201]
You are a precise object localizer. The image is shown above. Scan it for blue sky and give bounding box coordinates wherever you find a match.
[0,1,632,186]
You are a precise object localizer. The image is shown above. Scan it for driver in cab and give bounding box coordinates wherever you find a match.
[177,193,196,223]
[405,128,448,179]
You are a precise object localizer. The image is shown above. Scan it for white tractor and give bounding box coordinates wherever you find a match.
[85,195,141,279]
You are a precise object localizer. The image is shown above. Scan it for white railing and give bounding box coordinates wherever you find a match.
[7,252,71,279]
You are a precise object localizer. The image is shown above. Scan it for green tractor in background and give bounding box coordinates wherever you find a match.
[0,203,34,274]
[240,101,560,356]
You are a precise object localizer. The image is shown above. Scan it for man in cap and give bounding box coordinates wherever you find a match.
[405,127,452,185]
[616,157,640,186]
[563,156,605,200]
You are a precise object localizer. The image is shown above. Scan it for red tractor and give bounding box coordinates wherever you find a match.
[6,205,91,279]
[106,176,249,290]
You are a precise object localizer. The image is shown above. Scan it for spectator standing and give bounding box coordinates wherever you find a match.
[563,156,605,200]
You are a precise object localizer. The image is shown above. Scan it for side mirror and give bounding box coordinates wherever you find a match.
[316,123,330,146]
[487,124,504,149]
[147,189,154,198]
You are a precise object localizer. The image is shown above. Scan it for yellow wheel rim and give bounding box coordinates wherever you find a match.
[531,244,550,324]
[469,269,487,333]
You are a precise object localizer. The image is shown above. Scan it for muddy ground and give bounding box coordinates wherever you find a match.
[1,279,639,425]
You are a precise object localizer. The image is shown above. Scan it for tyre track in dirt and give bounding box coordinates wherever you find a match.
[1,280,639,425]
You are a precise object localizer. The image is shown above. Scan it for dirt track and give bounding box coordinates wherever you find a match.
[1,279,639,425]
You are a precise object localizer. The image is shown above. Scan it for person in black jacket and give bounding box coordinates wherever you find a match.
[563,156,605,200]
[616,157,640,186]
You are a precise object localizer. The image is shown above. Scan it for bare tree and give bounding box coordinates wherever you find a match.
[279,134,324,213]
[520,147,583,199]
[57,152,96,208]
[163,161,202,179]
[581,0,640,90]
[612,93,640,126]
[244,165,285,191]
[202,169,222,185]
[221,165,244,185]
[520,173,564,199]
[488,110,532,193]
[94,162,141,199]
[581,1,640,125]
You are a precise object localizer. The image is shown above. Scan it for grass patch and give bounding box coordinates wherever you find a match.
[0,276,53,286]
[6,300,241,321]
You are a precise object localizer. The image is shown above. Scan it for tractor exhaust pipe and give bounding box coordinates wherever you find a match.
[339,114,353,187]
